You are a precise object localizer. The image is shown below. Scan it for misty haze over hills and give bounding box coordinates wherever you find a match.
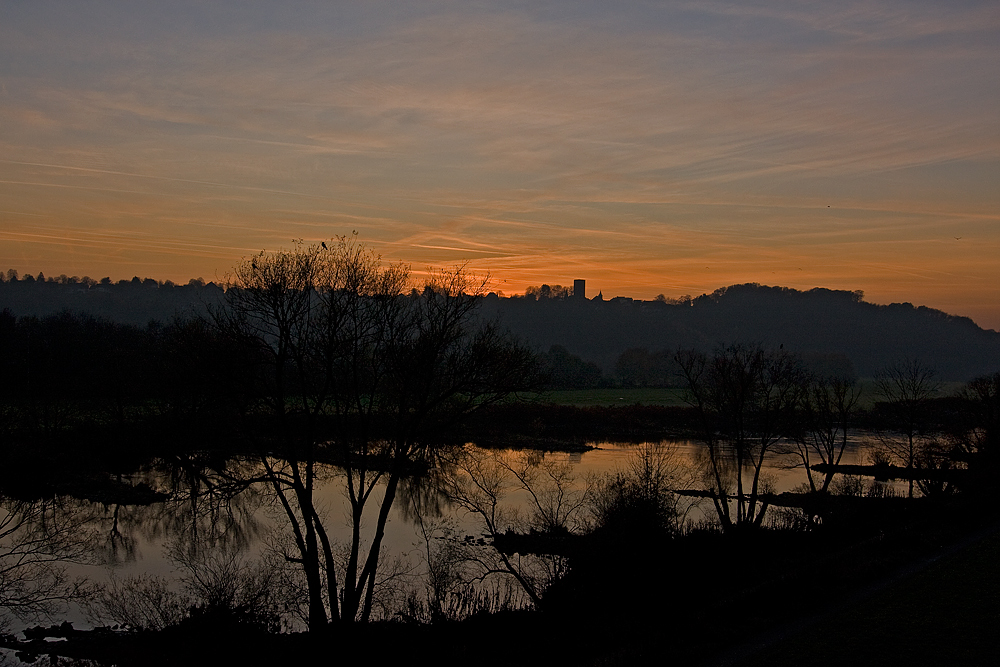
[2,275,998,381]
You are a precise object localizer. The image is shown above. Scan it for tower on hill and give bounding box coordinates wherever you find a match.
[573,279,586,300]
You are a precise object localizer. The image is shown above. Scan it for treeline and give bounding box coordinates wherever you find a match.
[0,268,214,289]
[538,344,857,389]
[0,309,256,439]
[0,275,540,444]
[6,271,1000,382]
[0,270,224,326]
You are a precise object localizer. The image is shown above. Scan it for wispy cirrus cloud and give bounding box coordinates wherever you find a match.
[1,1,998,324]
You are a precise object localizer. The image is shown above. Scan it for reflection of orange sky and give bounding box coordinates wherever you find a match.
[1,2,998,329]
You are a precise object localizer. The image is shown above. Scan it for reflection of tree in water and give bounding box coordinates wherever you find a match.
[96,501,139,564]
[0,496,93,630]
[89,454,268,567]
[154,454,268,559]
[397,468,449,527]
[84,455,289,632]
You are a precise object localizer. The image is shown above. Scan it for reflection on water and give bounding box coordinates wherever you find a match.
[1,437,885,632]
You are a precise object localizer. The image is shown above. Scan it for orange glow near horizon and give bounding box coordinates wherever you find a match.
[2,2,998,329]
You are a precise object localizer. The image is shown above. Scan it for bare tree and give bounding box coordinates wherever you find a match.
[214,240,321,422]
[86,574,190,631]
[167,540,283,632]
[873,359,940,498]
[434,446,587,609]
[215,237,539,630]
[950,371,1000,471]
[402,503,529,624]
[588,441,693,537]
[216,235,405,630]
[675,343,805,532]
[494,450,589,535]
[790,375,862,493]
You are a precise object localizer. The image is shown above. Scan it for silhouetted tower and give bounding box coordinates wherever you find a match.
[573,279,586,300]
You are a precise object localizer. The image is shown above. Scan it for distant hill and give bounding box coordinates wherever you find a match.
[3,277,997,381]
[480,284,1000,381]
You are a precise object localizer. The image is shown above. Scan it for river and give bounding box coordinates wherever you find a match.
[0,436,884,641]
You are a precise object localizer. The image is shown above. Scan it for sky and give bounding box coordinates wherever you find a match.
[1,1,998,328]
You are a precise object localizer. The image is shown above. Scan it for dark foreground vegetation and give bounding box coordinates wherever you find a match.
[1,240,999,666]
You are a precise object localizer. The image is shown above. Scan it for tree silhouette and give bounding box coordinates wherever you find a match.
[215,236,539,629]
[675,343,805,531]
[789,374,861,493]
[0,496,92,630]
[941,371,1000,490]
[873,359,940,498]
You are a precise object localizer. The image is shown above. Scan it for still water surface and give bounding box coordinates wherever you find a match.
[6,438,874,632]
